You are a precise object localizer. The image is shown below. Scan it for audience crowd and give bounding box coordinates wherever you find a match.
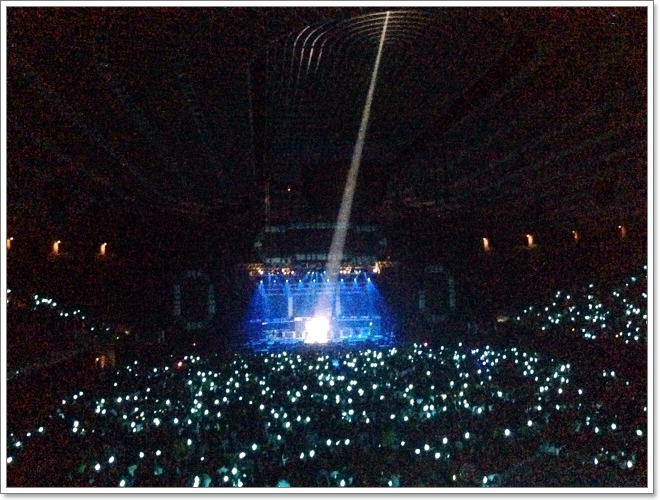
[512,265,647,345]
[6,268,647,489]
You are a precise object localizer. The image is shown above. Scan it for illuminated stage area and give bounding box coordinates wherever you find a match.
[244,270,393,349]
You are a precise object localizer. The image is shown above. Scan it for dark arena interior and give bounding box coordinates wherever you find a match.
[3,4,650,490]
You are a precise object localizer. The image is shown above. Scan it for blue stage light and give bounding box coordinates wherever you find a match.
[245,269,393,349]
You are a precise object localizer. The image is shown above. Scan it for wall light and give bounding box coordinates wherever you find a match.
[526,234,534,248]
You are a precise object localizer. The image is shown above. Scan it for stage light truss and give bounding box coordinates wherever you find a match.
[253,222,388,269]
[243,260,396,278]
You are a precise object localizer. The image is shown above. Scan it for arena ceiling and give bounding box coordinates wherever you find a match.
[6,6,648,241]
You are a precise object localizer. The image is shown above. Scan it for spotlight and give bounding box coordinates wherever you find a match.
[304,317,330,344]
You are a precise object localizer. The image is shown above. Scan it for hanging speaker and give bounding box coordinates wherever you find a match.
[175,270,216,331]
[419,264,456,324]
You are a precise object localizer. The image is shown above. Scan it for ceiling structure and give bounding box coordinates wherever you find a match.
[6,6,648,246]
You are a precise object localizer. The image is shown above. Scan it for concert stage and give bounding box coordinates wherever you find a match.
[244,269,393,350]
